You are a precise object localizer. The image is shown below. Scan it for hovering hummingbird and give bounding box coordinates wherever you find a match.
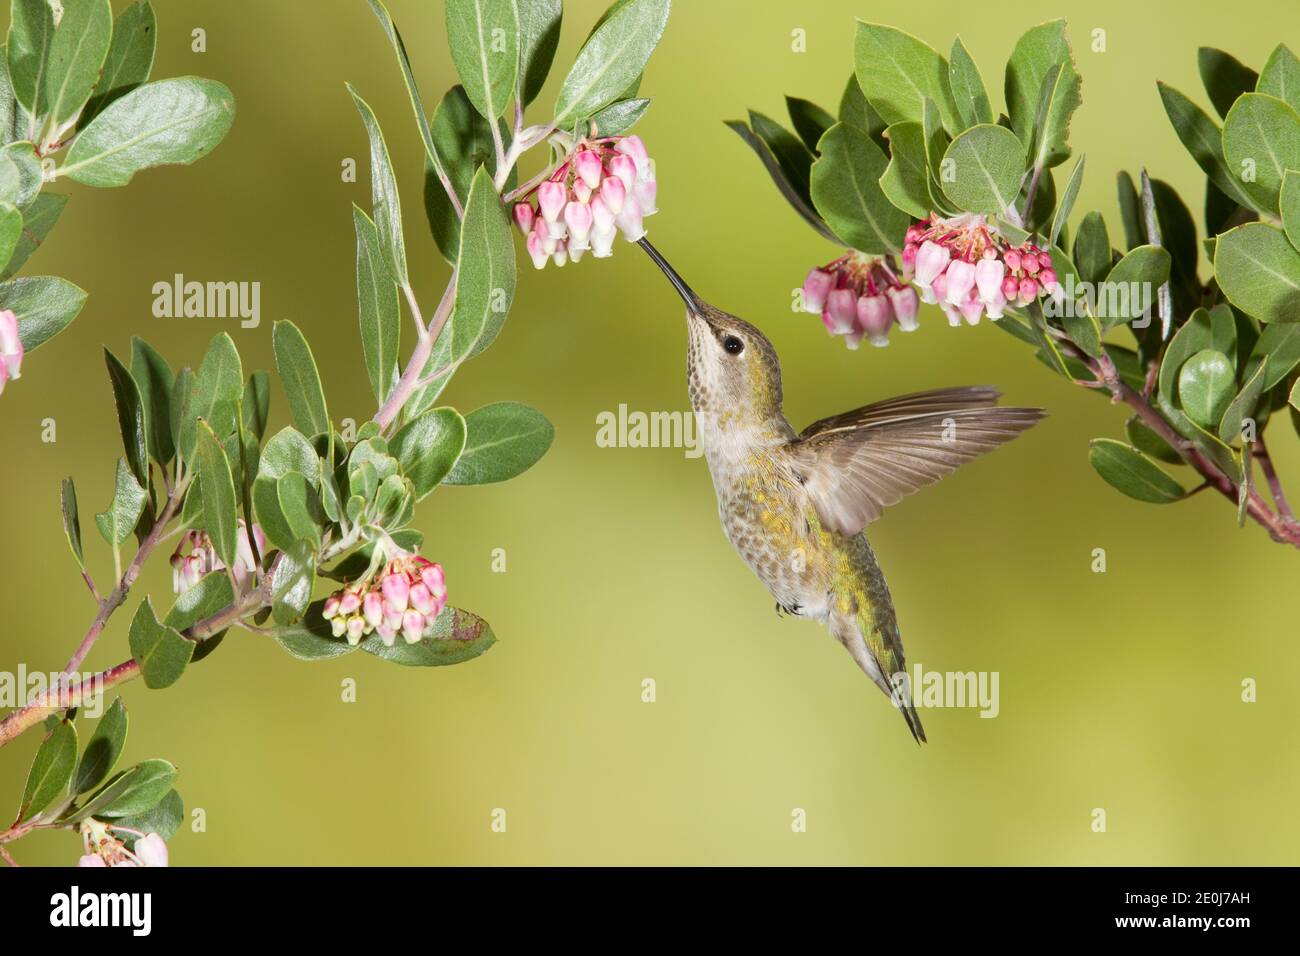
[637,239,1044,743]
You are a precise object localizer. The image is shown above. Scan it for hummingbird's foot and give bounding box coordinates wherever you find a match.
[774,601,783,617]
[775,601,803,617]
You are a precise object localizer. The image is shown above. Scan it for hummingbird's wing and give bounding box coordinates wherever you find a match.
[790,387,1044,536]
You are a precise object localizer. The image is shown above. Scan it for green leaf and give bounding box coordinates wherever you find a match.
[94,457,146,545]
[179,332,241,461]
[1218,358,1268,442]
[271,320,329,438]
[61,77,235,187]
[353,207,399,404]
[276,472,323,550]
[1258,44,1300,114]
[948,36,992,128]
[445,401,554,484]
[1157,82,1256,210]
[7,0,56,119]
[554,0,669,126]
[515,0,562,106]
[785,95,835,154]
[1197,47,1258,120]
[0,202,20,272]
[347,84,406,287]
[939,124,1025,216]
[82,0,156,125]
[164,569,233,634]
[98,758,176,817]
[360,606,496,666]
[18,720,77,822]
[725,119,835,241]
[1125,417,1183,464]
[588,96,650,136]
[110,789,182,848]
[748,110,813,205]
[878,121,930,220]
[1072,210,1111,285]
[1221,93,1300,214]
[1281,170,1300,254]
[1159,308,1213,400]
[422,84,501,264]
[60,476,84,568]
[0,142,40,208]
[1024,58,1081,173]
[1214,222,1300,324]
[809,122,908,254]
[1097,245,1171,330]
[130,336,174,466]
[391,406,467,499]
[195,420,238,566]
[1088,439,1187,503]
[129,598,193,689]
[2,192,68,279]
[271,539,315,626]
[1049,155,1085,247]
[0,275,86,351]
[73,697,127,795]
[446,0,518,122]
[1178,349,1236,427]
[243,371,271,440]
[271,600,356,660]
[1249,322,1300,388]
[853,22,958,130]
[44,0,113,130]
[258,426,319,481]
[1004,20,1078,153]
[1115,170,1143,251]
[104,348,149,486]
[839,73,886,140]
[365,0,451,192]
[451,166,516,362]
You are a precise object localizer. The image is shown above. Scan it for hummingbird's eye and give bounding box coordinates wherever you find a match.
[723,335,744,355]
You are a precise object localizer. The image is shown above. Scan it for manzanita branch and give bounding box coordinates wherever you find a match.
[374,272,457,432]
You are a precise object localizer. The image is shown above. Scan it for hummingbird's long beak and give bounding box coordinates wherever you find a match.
[637,238,703,314]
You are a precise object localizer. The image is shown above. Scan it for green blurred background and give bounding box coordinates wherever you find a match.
[2,0,1297,866]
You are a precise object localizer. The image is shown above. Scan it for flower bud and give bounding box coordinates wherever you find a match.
[331,616,347,638]
[615,195,645,241]
[79,854,107,867]
[526,232,549,270]
[512,202,535,236]
[323,595,340,620]
[1003,249,1022,272]
[801,269,834,314]
[574,149,603,189]
[824,289,857,334]
[134,833,169,867]
[857,294,893,347]
[376,620,397,647]
[888,286,920,331]
[0,310,22,384]
[338,589,361,616]
[552,240,569,268]
[598,175,626,215]
[974,258,1005,301]
[402,610,425,644]
[944,259,976,305]
[1018,277,1039,303]
[420,563,446,593]
[409,582,434,615]
[959,295,985,326]
[563,201,594,250]
[363,592,384,628]
[537,181,566,222]
[615,134,650,175]
[914,241,951,285]
[1021,252,1040,275]
[634,177,657,215]
[381,573,409,614]
[608,153,637,192]
[346,616,366,645]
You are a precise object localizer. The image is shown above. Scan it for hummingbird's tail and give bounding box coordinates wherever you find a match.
[829,608,927,745]
[637,238,704,313]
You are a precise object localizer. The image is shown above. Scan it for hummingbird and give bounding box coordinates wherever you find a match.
[637,239,1044,743]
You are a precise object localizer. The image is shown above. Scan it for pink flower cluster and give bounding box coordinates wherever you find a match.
[170,521,265,595]
[0,309,23,396]
[512,134,657,269]
[78,821,168,867]
[800,252,920,348]
[323,554,448,647]
[902,214,1059,326]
